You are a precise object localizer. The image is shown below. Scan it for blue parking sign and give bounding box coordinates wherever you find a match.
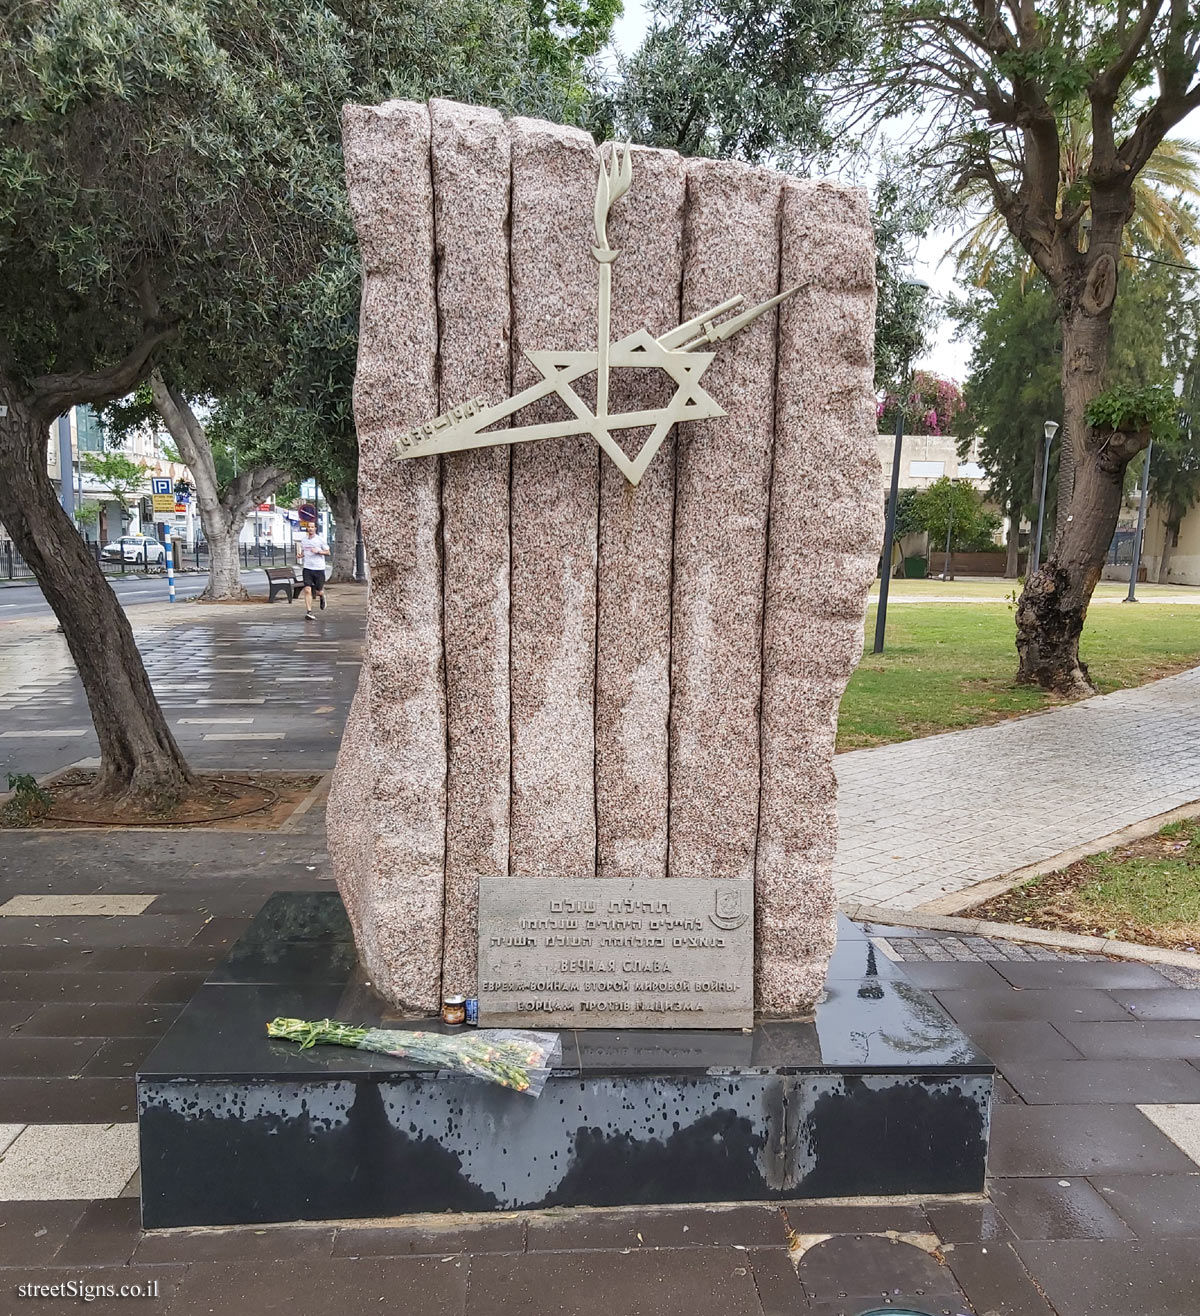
[151,477,172,496]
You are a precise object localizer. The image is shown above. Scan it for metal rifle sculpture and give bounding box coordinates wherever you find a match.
[396,145,804,487]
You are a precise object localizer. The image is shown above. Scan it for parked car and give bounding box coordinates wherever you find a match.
[100,535,166,565]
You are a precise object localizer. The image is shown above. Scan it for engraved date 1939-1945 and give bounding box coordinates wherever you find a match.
[396,397,487,453]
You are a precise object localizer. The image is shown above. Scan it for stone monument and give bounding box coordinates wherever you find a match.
[327,97,881,1021]
[136,102,996,1226]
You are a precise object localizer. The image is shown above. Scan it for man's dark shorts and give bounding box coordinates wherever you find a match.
[302,568,326,592]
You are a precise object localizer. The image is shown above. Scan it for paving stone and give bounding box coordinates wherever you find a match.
[175,1257,467,1315]
[0,971,160,1003]
[466,1249,761,1316]
[0,1002,37,1031]
[897,961,1009,989]
[924,1200,1015,1243]
[0,1036,102,1077]
[1090,1172,1200,1236]
[0,915,208,949]
[21,1002,181,1037]
[944,1242,1057,1316]
[135,1223,335,1263]
[51,1197,142,1265]
[0,946,94,971]
[934,987,1133,1025]
[795,1233,963,1303]
[0,1122,139,1201]
[988,961,1172,990]
[525,1205,787,1253]
[0,1199,89,1267]
[1055,1019,1200,1058]
[1108,988,1200,1019]
[1137,1102,1200,1163]
[988,1105,1199,1177]
[140,972,209,1004]
[4,1265,167,1314]
[987,1177,1135,1240]
[835,666,1200,911]
[86,945,223,973]
[782,1203,931,1235]
[1013,1238,1200,1316]
[80,1037,159,1078]
[956,1021,1084,1063]
[1003,1060,1200,1105]
[334,1218,524,1257]
[0,1078,136,1123]
[743,1248,805,1316]
[0,894,156,917]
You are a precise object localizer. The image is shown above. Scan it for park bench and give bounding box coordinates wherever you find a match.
[264,565,302,603]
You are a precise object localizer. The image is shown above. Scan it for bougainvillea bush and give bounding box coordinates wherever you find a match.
[877,372,966,435]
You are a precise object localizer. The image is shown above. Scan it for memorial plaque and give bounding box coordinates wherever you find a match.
[477,878,753,1028]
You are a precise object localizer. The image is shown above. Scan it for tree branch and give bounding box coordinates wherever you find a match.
[29,327,177,424]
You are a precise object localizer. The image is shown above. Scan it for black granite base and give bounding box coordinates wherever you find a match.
[136,894,994,1228]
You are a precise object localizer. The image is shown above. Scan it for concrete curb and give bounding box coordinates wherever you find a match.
[916,797,1200,916]
[841,900,1200,971]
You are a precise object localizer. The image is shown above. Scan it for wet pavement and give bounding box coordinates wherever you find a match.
[1,812,1198,1314]
[2,596,1199,1312]
[0,588,363,779]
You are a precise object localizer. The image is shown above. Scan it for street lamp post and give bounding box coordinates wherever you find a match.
[1125,440,1153,603]
[940,482,956,581]
[873,279,930,656]
[873,402,907,655]
[1031,419,1059,575]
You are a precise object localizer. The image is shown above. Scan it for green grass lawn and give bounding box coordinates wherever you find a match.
[973,818,1200,949]
[838,602,1200,750]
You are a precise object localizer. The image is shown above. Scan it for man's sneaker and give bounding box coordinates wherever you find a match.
[319,593,326,610]
[305,611,316,620]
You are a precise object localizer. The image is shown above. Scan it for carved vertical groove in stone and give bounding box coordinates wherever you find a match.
[668,160,783,883]
[507,118,600,878]
[431,100,513,994]
[755,180,881,1014]
[595,145,686,880]
[329,101,446,1011]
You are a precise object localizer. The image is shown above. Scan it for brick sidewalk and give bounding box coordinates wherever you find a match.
[834,665,1200,911]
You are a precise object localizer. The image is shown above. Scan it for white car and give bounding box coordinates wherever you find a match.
[101,535,166,565]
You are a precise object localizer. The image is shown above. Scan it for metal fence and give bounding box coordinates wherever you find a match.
[1,539,294,582]
[2,541,34,580]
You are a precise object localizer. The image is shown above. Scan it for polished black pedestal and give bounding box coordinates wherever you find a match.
[137,894,993,1228]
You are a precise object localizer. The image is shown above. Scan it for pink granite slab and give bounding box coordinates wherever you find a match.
[594,143,686,880]
[431,99,513,995]
[329,101,445,1012]
[507,116,600,878]
[755,179,881,1014]
[668,159,782,884]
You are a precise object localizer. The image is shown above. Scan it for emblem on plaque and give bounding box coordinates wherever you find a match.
[709,886,750,931]
[395,145,804,486]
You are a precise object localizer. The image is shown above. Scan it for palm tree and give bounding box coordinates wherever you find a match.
[950,123,1200,286]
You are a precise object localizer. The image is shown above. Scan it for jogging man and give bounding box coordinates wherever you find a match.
[296,510,330,620]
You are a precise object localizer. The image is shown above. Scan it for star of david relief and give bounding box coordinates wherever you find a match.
[395,144,805,486]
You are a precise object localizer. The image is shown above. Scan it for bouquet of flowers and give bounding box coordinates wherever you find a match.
[266,1017,561,1096]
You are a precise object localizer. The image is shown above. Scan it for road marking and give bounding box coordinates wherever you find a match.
[0,894,156,916]
[274,676,333,682]
[193,698,266,705]
[209,668,253,674]
[0,729,89,738]
[202,732,285,741]
[177,717,254,725]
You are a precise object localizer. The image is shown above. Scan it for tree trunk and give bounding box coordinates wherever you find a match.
[1004,497,1021,578]
[150,372,285,600]
[1016,427,1148,696]
[205,517,245,597]
[328,488,359,584]
[0,392,194,803]
[1157,507,1178,584]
